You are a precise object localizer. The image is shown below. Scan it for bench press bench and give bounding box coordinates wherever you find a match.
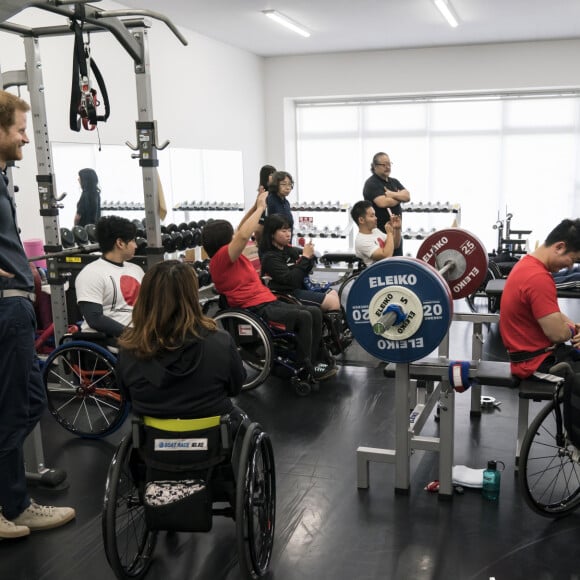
[382,357,555,469]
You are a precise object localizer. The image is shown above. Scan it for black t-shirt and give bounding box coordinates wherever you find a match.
[362,173,405,231]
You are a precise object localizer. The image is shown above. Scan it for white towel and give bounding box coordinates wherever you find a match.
[452,465,484,488]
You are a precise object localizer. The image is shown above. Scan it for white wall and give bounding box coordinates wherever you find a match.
[265,39,580,168]
[0,2,266,240]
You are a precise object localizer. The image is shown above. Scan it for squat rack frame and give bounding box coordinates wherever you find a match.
[0,0,187,345]
[0,0,186,487]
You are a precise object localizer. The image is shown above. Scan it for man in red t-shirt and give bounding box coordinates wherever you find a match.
[500,218,580,379]
[202,190,337,382]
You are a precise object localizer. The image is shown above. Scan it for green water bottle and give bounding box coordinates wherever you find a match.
[482,460,504,501]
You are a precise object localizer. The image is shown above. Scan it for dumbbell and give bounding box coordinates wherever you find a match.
[191,228,202,248]
[60,227,75,248]
[161,233,176,253]
[170,231,186,251]
[72,225,89,245]
[135,237,148,253]
[85,224,97,243]
[181,229,194,248]
[197,268,212,287]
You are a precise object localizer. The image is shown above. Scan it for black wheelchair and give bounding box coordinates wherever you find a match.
[102,413,276,579]
[212,293,352,397]
[518,362,580,518]
[42,332,128,439]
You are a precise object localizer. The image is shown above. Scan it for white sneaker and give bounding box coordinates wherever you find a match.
[12,501,75,531]
[0,510,30,539]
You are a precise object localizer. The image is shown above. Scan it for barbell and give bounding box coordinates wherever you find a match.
[346,228,489,364]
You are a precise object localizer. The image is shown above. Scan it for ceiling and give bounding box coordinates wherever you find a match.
[116,0,580,57]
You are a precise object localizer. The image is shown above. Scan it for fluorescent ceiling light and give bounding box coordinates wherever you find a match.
[262,10,311,38]
[433,0,459,28]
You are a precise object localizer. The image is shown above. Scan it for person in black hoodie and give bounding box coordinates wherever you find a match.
[117,260,246,428]
[260,214,340,312]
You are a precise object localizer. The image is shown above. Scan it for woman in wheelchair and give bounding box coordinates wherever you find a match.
[105,262,275,580]
[116,260,247,431]
[259,215,351,356]
[259,214,340,311]
[202,190,337,382]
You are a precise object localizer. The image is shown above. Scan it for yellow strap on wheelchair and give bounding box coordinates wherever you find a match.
[143,415,221,432]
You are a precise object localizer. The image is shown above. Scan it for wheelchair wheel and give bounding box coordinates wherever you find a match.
[338,272,359,311]
[215,309,273,391]
[42,341,128,438]
[236,423,276,579]
[103,435,157,579]
[518,397,580,518]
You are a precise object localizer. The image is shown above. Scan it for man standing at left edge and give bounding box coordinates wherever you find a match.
[0,91,75,539]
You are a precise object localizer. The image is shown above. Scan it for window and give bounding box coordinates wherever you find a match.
[295,94,580,253]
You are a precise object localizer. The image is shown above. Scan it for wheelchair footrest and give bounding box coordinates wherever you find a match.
[144,479,213,532]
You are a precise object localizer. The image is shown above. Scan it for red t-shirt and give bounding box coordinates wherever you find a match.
[210,245,275,308]
[499,254,560,378]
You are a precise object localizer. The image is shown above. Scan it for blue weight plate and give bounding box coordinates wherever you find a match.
[346,257,453,363]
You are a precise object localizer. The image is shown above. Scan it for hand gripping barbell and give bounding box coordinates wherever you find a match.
[346,228,489,364]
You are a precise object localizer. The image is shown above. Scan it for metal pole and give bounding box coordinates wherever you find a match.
[23,35,69,345]
[130,26,164,270]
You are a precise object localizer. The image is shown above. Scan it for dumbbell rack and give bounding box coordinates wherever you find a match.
[292,202,353,255]
[400,201,461,244]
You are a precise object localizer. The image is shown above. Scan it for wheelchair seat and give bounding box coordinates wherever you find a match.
[102,413,276,580]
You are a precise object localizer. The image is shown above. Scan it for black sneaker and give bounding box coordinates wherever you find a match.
[312,362,338,381]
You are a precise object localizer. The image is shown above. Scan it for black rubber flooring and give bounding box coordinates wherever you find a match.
[2,299,580,580]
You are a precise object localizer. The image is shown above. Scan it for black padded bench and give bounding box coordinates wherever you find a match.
[383,357,555,466]
[319,253,361,267]
[486,277,580,301]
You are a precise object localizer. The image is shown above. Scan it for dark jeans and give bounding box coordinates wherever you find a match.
[0,297,46,519]
[254,300,324,366]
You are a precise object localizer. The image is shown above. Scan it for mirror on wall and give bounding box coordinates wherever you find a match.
[51,142,244,230]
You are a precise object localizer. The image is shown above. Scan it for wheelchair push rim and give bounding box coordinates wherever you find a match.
[102,435,157,579]
[42,341,128,438]
[236,423,276,578]
[214,310,274,391]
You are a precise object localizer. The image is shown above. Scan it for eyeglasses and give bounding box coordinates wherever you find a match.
[374,162,392,168]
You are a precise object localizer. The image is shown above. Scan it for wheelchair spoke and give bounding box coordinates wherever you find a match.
[43,343,127,438]
[520,399,580,516]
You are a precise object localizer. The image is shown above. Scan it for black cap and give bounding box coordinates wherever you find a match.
[487,460,497,470]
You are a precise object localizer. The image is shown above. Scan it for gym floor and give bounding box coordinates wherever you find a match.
[2,300,580,580]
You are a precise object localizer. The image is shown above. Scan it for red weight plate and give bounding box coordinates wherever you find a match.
[416,228,489,300]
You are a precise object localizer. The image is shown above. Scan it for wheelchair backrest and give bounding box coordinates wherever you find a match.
[136,415,231,473]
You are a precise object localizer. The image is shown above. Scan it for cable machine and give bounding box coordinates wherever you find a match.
[0,0,187,345]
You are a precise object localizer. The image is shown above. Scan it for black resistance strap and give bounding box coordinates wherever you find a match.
[69,20,110,132]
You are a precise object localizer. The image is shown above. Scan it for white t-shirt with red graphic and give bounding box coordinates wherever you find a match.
[355,228,387,267]
[75,257,144,331]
